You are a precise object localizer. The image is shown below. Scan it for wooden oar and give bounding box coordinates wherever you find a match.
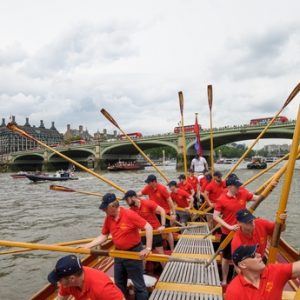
[203,224,221,239]
[268,106,300,264]
[100,109,170,183]
[6,123,126,193]
[176,207,213,216]
[224,82,300,180]
[208,85,214,175]
[50,185,104,198]
[0,240,208,264]
[178,91,188,177]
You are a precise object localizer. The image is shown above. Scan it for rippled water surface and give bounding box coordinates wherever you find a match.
[0,163,299,299]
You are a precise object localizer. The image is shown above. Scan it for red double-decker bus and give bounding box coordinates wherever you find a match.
[119,132,143,140]
[250,116,288,126]
[174,125,200,134]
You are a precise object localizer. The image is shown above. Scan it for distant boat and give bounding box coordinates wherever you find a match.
[107,161,145,171]
[216,158,238,164]
[247,156,267,169]
[265,157,279,163]
[10,171,28,179]
[25,170,78,182]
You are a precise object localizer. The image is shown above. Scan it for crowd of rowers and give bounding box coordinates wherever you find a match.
[47,155,300,300]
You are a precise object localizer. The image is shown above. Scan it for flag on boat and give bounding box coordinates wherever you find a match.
[194,114,202,155]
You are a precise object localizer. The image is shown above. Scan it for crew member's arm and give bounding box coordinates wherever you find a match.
[188,195,194,209]
[213,210,239,231]
[292,261,300,278]
[155,206,166,231]
[167,196,176,220]
[203,190,214,208]
[139,222,153,259]
[83,234,108,249]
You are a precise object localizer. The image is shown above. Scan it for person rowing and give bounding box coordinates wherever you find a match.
[84,193,153,300]
[226,244,300,299]
[231,209,286,261]
[123,190,166,257]
[138,174,176,250]
[213,177,265,287]
[47,254,124,300]
[187,168,201,209]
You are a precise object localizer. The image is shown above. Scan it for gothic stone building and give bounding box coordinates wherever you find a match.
[0,116,63,154]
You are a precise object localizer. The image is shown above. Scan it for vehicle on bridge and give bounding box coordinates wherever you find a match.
[119,132,143,140]
[174,124,201,134]
[69,139,86,145]
[250,116,288,126]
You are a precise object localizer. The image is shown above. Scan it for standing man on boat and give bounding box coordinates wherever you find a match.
[226,244,300,299]
[84,193,152,300]
[167,180,193,224]
[123,190,166,256]
[231,209,286,259]
[47,254,124,300]
[190,154,208,176]
[138,174,176,250]
[203,171,225,229]
[213,177,264,286]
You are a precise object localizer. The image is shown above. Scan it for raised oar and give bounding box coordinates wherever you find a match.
[6,123,126,193]
[0,240,208,264]
[100,109,169,183]
[178,91,188,177]
[268,106,300,264]
[208,85,214,175]
[224,82,300,180]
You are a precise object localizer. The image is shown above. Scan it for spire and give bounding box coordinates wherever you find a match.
[50,121,56,130]
[39,120,45,129]
[24,117,30,126]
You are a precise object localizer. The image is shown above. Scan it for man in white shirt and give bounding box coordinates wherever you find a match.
[190,155,208,176]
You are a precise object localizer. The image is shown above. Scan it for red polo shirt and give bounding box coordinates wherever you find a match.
[226,263,292,300]
[204,180,225,203]
[178,181,194,195]
[102,207,147,250]
[58,266,124,300]
[130,199,161,229]
[187,176,199,192]
[170,188,190,208]
[231,218,275,256]
[215,189,253,234]
[141,183,171,213]
[199,177,211,192]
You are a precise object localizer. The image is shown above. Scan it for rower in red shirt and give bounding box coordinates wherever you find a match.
[84,193,153,300]
[199,172,212,208]
[167,180,193,224]
[226,244,300,300]
[231,209,286,258]
[213,177,264,286]
[48,255,124,300]
[187,169,201,209]
[123,190,166,255]
[138,174,176,250]
[178,174,195,196]
[203,170,225,229]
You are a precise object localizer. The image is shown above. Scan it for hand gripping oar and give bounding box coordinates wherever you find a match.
[268,106,300,263]
[6,123,126,194]
[0,240,208,264]
[175,206,213,216]
[100,109,170,183]
[224,82,300,180]
[178,91,188,177]
[208,85,214,175]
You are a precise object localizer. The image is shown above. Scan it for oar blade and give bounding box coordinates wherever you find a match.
[50,185,75,192]
[178,91,184,116]
[207,85,213,110]
[283,82,300,108]
[100,109,120,129]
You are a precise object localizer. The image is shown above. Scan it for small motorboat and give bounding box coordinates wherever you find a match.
[25,170,78,182]
[247,156,267,169]
[107,161,145,171]
[10,171,28,179]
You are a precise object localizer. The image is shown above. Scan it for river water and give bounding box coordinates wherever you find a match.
[0,163,299,299]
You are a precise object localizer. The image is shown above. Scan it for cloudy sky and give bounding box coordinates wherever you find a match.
[0,0,299,146]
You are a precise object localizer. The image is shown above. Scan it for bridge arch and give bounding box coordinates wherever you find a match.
[11,153,45,171]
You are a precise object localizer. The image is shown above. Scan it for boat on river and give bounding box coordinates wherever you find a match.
[25,170,78,182]
[10,171,28,179]
[107,161,145,171]
[247,156,267,169]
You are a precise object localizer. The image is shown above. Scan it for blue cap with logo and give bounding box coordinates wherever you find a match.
[232,244,258,265]
[167,180,177,187]
[48,255,82,284]
[236,209,256,223]
[145,174,157,183]
[226,177,243,187]
[99,193,117,210]
[123,190,137,200]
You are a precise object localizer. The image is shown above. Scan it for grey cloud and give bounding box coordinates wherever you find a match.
[0,43,28,66]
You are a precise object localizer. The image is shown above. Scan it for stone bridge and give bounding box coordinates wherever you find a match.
[7,121,296,171]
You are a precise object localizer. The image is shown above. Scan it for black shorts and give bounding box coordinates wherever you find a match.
[156,214,171,227]
[141,234,163,248]
[220,233,232,260]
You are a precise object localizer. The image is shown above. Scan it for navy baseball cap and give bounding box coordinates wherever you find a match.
[236,209,255,223]
[145,174,157,183]
[48,255,82,284]
[205,173,212,180]
[167,180,177,187]
[123,190,137,200]
[99,193,117,210]
[226,177,243,187]
[213,171,222,177]
[232,244,258,265]
[228,173,239,180]
[178,174,186,180]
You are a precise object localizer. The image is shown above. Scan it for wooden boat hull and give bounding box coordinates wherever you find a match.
[25,174,78,182]
[107,166,145,171]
